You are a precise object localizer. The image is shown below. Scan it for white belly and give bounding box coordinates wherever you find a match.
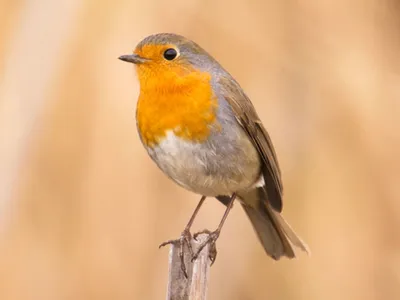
[146,130,261,196]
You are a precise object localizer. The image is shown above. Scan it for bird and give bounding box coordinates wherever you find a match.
[119,33,309,277]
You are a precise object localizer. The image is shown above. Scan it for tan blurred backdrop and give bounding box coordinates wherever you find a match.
[1,0,400,299]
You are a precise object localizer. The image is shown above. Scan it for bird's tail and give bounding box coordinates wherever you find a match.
[239,189,309,259]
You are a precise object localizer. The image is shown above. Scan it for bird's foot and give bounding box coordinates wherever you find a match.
[192,229,219,265]
[159,229,193,278]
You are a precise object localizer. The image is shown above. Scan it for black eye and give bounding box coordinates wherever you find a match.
[163,48,178,60]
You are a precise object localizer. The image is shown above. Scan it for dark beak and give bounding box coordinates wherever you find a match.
[118,54,147,64]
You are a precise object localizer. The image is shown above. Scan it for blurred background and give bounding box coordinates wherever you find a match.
[1,0,399,299]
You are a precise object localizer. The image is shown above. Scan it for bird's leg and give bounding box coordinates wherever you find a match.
[159,195,206,278]
[192,193,237,265]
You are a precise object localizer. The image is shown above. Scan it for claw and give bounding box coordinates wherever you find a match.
[193,229,211,241]
[159,229,193,278]
[209,244,217,265]
[192,230,220,264]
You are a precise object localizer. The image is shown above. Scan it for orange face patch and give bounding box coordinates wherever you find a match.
[134,44,176,62]
[133,44,194,87]
[135,67,219,147]
[132,43,219,147]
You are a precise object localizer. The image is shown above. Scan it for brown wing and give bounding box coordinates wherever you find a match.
[219,76,283,212]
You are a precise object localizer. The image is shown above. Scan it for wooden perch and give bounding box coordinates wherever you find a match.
[166,234,211,300]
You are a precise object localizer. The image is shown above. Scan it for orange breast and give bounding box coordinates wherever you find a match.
[136,70,219,147]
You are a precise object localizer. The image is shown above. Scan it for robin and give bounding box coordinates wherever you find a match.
[119,33,309,277]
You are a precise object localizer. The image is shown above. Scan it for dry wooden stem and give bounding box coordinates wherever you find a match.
[166,234,211,300]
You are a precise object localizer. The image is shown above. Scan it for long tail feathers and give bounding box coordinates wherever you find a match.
[271,208,310,254]
[239,189,309,259]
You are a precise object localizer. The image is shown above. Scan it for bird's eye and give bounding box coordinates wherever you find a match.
[163,48,178,60]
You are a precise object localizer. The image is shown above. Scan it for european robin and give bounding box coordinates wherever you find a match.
[119,33,309,276]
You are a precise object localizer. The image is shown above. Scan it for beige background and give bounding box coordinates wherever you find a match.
[1,0,400,299]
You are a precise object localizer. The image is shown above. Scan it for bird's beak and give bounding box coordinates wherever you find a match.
[118,54,147,64]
